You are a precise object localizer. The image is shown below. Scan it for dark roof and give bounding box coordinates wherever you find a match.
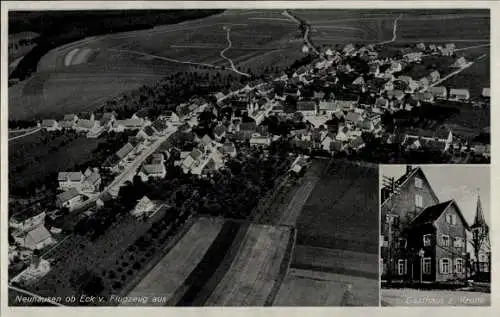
[152,119,168,132]
[231,100,248,110]
[143,126,156,136]
[79,112,93,120]
[116,143,134,160]
[297,101,316,111]
[410,200,469,229]
[411,201,452,226]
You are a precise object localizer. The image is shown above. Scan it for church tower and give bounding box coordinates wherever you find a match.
[470,193,490,278]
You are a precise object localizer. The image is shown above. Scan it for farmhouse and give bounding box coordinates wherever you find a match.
[41,119,61,131]
[413,92,434,103]
[136,126,156,141]
[221,142,237,158]
[130,196,162,218]
[449,88,470,101]
[297,100,317,116]
[250,133,272,147]
[427,86,447,99]
[10,209,47,233]
[13,225,54,251]
[348,136,365,151]
[289,155,309,175]
[390,61,403,73]
[404,52,423,63]
[402,128,453,152]
[112,118,146,132]
[58,172,83,191]
[56,188,83,211]
[97,112,117,128]
[387,89,405,101]
[81,168,101,193]
[138,163,166,182]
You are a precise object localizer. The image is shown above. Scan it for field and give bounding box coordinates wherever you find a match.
[9,9,302,121]
[8,131,102,194]
[381,288,490,306]
[124,217,225,305]
[273,268,379,306]
[122,217,294,306]
[291,9,489,45]
[295,161,379,254]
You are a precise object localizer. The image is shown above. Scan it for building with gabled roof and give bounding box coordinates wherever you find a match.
[380,166,469,283]
[56,188,83,211]
[13,225,54,250]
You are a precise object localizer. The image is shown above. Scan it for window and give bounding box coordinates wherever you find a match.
[423,257,432,274]
[398,259,407,275]
[446,214,451,224]
[441,235,450,247]
[453,237,464,248]
[451,214,457,225]
[415,194,423,208]
[415,177,423,189]
[380,235,385,247]
[440,258,451,274]
[423,234,432,246]
[398,238,407,249]
[454,258,464,274]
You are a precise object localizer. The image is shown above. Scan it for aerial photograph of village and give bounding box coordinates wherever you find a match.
[6,6,490,307]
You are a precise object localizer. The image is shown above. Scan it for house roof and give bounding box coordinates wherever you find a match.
[345,112,363,122]
[410,200,469,229]
[142,164,165,175]
[41,119,57,127]
[449,88,470,95]
[56,188,80,204]
[26,225,51,244]
[116,119,144,127]
[330,139,343,151]
[222,142,236,154]
[297,101,316,111]
[190,148,203,160]
[63,114,77,121]
[58,172,83,182]
[79,112,93,120]
[134,196,153,210]
[76,119,93,129]
[214,125,227,136]
[84,172,101,185]
[427,86,447,96]
[116,143,134,160]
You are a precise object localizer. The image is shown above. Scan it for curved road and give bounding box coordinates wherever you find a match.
[220,27,251,77]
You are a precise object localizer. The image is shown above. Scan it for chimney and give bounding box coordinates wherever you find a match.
[406,165,413,174]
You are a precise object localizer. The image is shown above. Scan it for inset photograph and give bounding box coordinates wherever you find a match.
[380,165,490,306]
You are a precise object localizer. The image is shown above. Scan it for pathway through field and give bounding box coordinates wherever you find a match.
[220,27,251,77]
[8,128,41,142]
[377,14,403,45]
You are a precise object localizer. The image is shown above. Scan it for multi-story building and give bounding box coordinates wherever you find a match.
[381,166,469,283]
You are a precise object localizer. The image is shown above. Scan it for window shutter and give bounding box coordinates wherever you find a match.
[439,259,443,274]
[404,259,408,274]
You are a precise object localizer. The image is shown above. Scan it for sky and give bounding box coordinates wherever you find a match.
[380,165,490,226]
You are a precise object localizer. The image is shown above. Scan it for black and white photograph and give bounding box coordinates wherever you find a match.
[380,165,491,306]
[4,2,492,309]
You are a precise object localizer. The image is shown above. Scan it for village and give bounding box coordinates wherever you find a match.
[7,38,491,300]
